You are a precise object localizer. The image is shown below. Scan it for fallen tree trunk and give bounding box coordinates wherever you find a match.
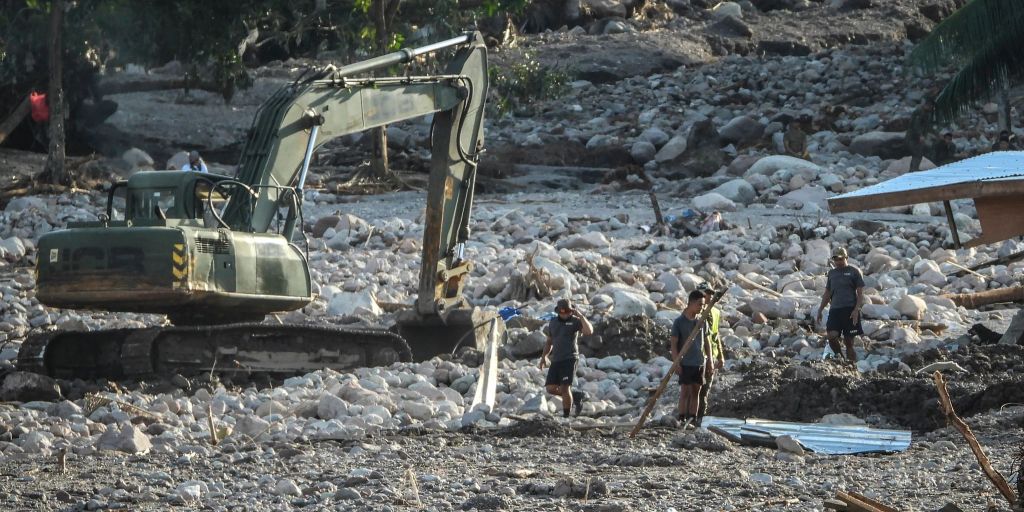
[943,286,1024,309]
[0,96,31,145]
[933,371,1018,507]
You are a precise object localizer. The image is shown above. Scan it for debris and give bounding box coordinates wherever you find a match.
[933,371,1018,507]
[827,490,899,512]
[915,361,967,375]
[701,416,911,455]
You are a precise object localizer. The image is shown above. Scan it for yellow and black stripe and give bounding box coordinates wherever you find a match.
[172,243,188,281]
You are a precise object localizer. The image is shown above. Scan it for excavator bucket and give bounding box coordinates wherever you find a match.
[393,308,504,361]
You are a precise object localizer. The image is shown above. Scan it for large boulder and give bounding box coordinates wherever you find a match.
[744,155,821,177]
[654,135,687,163]
[849,131,907,159]
[327,290,384,317]
[692,192,737,212]
[894,295,927,320]
[598,284,657,318]
[710,178,757,205]
[0,372,61,402]
[886,156,936,174]
[659,119,723,176]
[0,237,27,262]
[778,185,828,211]
[718,115,764,147]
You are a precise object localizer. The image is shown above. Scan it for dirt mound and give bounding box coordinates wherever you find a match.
[494,418,580,438]
[587,315,671,360]
[711,360,998,431]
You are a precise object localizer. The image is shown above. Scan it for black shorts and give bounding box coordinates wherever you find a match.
[679,365,705,386]
[827,306,863,337]
[545,358,577,386]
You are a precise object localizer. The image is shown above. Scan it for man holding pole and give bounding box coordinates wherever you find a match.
[671,290,714,428]
[696,282,725,426]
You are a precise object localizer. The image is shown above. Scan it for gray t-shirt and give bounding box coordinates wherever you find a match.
[671,314,705,366]
[545,317,582,362]
[826,265,865,309]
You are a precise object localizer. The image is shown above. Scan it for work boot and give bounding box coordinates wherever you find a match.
[571,390,588,417]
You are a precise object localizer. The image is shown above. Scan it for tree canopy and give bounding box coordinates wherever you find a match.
[909,0,1024,122]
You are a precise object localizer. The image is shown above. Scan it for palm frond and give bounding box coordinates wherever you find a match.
[909,0,1024,72]
[932,31,1024,123]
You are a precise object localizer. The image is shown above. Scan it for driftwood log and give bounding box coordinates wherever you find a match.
[944,286,1024,309]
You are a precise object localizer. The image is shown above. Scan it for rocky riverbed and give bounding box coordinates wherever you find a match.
[1,0,1024,510]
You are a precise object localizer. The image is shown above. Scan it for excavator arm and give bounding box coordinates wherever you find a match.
[223,31,489,318]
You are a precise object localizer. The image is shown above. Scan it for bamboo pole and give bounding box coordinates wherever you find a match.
[933,371,1018,507]
[629,289,726,438]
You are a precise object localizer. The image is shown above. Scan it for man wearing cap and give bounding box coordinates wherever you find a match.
[816,247,865,363]
[539,298,593,418]
[696,283,725,425]
[181,151,209,173]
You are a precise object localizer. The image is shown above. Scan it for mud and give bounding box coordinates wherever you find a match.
[588,315,671,361]
[711,349,1024,432]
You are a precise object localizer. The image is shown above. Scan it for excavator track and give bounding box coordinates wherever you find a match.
[17,323,413,380]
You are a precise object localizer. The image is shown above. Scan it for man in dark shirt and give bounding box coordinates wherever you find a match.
[539,298,593,418]
[671,290,713,428]
[816,247,865,363]
[931,132,956,165]
[906,99,935,172]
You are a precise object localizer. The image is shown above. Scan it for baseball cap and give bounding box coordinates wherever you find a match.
[555,299,572,311]
[832,247,848,259]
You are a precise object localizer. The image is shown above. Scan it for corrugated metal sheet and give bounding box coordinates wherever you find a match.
[832,151,1024,201]
[701,416,912,455]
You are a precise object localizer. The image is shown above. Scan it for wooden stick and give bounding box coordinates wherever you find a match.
[943,260,987,280]
[629,289,726,438]
[845,491,899,512]
[736,274,783,297]
[835,491,889,512]
[933,371,1018,506]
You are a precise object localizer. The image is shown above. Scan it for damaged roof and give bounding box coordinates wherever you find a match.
[827,151,1024,247]
[702,416,912,455]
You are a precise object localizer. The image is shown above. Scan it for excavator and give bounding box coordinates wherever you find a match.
[18,32,501,379]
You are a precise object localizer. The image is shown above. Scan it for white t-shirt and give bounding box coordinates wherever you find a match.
[181,162,209,173]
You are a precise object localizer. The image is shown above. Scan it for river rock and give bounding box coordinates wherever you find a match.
[0,372,61,402]
[849,131,906,159]
[711,178,757,205]
[692,192,737,212]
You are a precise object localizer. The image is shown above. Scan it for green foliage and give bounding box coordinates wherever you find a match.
[487,54,571,117]
[908,0,1024,122]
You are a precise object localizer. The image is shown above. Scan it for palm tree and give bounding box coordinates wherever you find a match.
[908,0,1024,123]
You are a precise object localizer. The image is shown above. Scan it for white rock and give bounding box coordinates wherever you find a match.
[744,155,821,177]
[556,232,610,250]
[886,156,936,174]
[712,1,743,18]
[122,147,155,170]
[710,179,757,205]
[894,295,927,320]
[318,394,349,420]
[915,269,947,287]
[275,479,302,496]
[819,413,866,426]
[116,425,152,454]
[654,135,687,163]
[775,435,805,455]
[327,290,383,317]
[692,192,737,212]
[599,284,657,318]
